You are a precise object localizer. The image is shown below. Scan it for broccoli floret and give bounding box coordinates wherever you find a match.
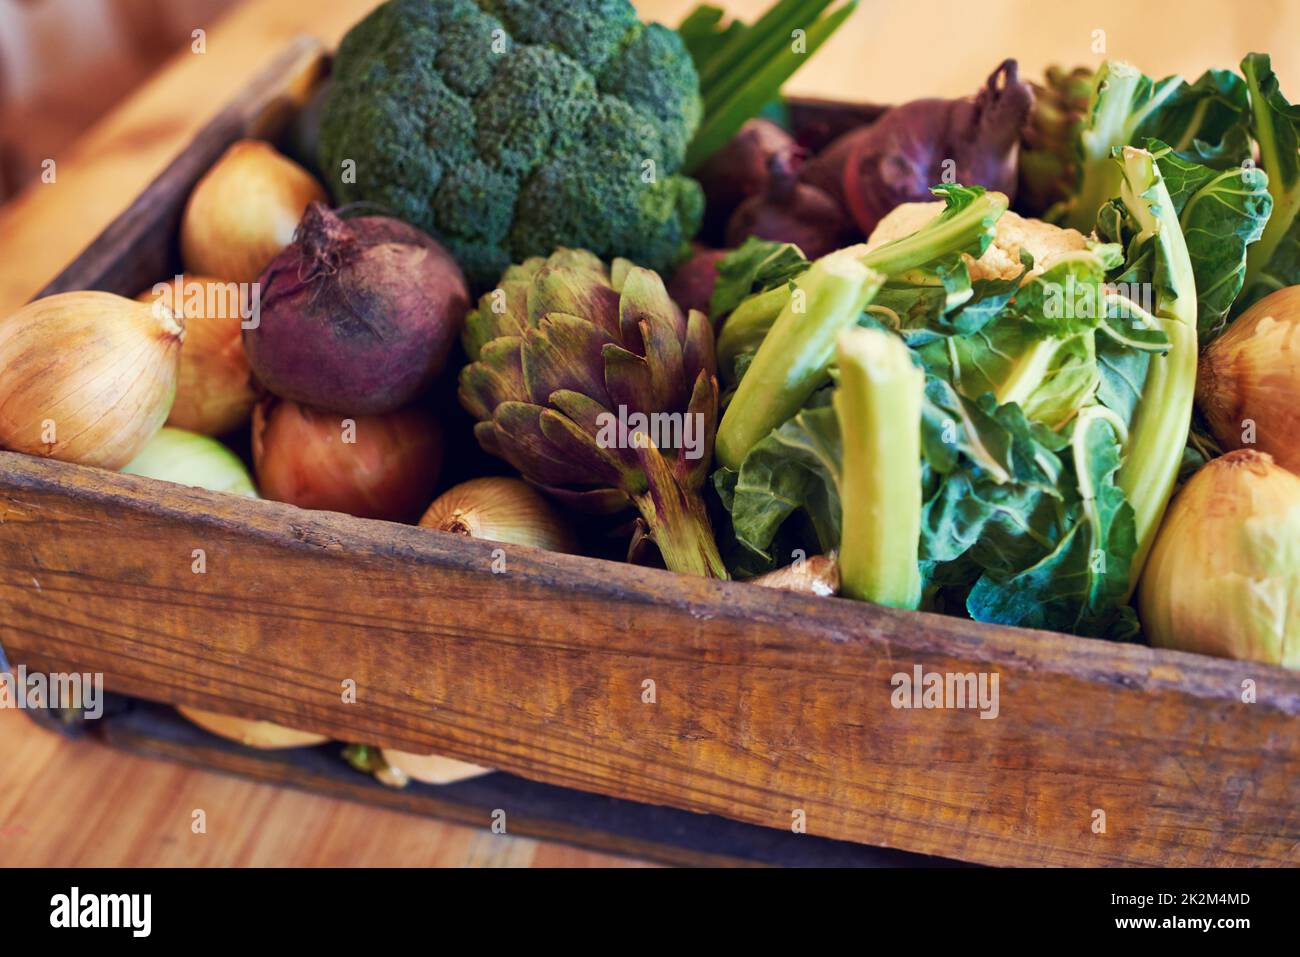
[598,23,702,167]
[511,157,702,274]
[474,47,597,175]
[435,3,510,97]
[319,0,703,287]
[480,0,639,74]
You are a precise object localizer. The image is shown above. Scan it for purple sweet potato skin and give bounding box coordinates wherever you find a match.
[694,119,796,241]
[725,147,853,258]
[801,60,1033,236]
[245,203,469,415]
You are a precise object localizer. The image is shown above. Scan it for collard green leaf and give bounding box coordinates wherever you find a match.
[1065,62,1184,232]
[1240,53,1300,309]
[1142,69,1253,168]
[918,373,1066,486]
[1147,139,1272,342]
[922,312,1097,437]
[920,468,1058,574]
[874,255,1027,347]
[862,184,1006,277]
[716,388,841,559]
[1095,332,1151,427]
[708,237,809,320]
[966,412,1136,636]
[915,375,1065,585]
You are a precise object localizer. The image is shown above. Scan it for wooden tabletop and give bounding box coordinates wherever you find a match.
[2,0,1298,867]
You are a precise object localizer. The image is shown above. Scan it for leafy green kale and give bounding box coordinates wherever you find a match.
[916,250,1121,430]
[712,152,1210,637]
[319,0,704,287]
[1145,69,1253,168]
[1061,61,1256,233]
[1050,56,1278,333]
[1100,148,1198,589]
[1062,62,1184,232]
[714,252,883,470]
[709,237,809,321]
[965,410,1136,637]
[712,386,840,566]
[714,185,1007,467]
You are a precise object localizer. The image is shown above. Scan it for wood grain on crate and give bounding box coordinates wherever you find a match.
[3,452,1299,868]
[85,699,947,867]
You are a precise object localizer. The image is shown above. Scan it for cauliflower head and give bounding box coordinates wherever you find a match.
[865,201,1091,282]
[318,0,704,287]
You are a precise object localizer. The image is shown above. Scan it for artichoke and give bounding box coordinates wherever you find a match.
[459,249,727,578]
[1018,65,1093,217]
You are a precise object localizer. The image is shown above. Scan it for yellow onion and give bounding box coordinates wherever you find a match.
[1139,450,1300,669]
[0,291,183,469]
[252,398,442,523]
[180,140,327,283]
[1197,286,1300,474]
[380,748,491,786]
[177,706,328,750]
[138,276,256,435]
[419,477,574,552]
[387,476,572,791]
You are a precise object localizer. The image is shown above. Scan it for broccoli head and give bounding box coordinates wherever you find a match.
[319,0,704,287]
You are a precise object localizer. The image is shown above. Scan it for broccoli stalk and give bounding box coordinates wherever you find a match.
[1065,62,1182,233]
[716,254,883,469]
[1112,146,1198,594]
[716,283,792,382]
[834,327,923,608]
[715,187,1007,468]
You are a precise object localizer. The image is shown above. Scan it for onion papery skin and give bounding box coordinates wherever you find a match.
[252,398,442,524]
[0,291,183,469]
[1198,286,1300,475]
[122,427,258,498]
[381,748,491,786]
[419,477,574,553]
[138,275,256,436]
[180,140,327,284]
[1139,449,1300,669]
[178,706,328,750]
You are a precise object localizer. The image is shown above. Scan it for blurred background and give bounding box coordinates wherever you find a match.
[4,0,1300,202]
[0,0,236,201]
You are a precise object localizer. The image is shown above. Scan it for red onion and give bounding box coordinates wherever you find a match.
[244,202,469,415]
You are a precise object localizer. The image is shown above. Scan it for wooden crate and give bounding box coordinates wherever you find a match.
[2,37,1299,868]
